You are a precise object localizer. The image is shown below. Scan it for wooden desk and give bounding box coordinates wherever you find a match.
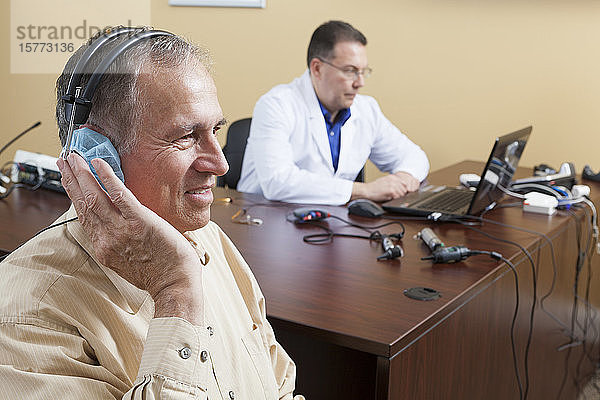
[210,161,600,399]
[0,187,70,255]
[1,161,598,399]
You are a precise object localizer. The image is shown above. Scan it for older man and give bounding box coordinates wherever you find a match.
[0,27,303,400]
[238,20,429,205]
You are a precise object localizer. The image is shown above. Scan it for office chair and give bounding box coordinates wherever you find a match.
[355,167,364,183]
[217,118,252,189]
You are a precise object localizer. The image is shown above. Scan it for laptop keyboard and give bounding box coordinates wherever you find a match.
[415,189,474,214]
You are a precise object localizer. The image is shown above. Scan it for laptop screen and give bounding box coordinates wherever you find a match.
[467,126,532,216]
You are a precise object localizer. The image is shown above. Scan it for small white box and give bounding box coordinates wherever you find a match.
[523,192,558,215]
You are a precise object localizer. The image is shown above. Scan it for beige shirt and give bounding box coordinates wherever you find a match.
[0,207,304,400]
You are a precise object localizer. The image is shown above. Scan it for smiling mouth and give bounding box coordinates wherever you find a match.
[186,188,211,195]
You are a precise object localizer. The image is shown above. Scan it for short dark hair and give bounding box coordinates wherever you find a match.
[56,26,211,154]
[306,20,367,68]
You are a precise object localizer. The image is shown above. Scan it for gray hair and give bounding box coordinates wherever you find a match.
[56,26,212,155]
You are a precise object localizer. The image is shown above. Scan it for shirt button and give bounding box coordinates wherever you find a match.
[179,347,192,359]
[329,131,334,136]
[200,350,208,362]
[207,326,214,336]
[228,390,235,399]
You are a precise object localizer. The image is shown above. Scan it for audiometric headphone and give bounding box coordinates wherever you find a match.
[60,27,174,184]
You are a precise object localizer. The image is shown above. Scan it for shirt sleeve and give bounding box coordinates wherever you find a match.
[245,92,354,205]
[0,317,210,400]
[365,97,430,181]
[124,318,211,399]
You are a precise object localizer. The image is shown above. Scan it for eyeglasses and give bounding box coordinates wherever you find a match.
[317,58,372,80]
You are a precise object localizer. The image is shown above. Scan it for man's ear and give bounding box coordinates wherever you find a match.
[309,58,322,79]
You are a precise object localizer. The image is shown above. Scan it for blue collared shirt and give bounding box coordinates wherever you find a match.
[318,101,351,172]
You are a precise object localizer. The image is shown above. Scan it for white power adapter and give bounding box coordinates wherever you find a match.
[571,184,591,199]
[523,192,558,215]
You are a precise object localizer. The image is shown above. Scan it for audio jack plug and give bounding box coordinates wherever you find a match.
[421,246,473,263]
[417,227,477,264]
[377,234,404,260]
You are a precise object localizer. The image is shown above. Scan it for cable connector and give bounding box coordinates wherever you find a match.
[377,234,404,260]
[427,212,443,221]
[421,246,472,263]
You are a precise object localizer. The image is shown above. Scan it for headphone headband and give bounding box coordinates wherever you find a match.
[61,28,174,158]
[63,29,173,125]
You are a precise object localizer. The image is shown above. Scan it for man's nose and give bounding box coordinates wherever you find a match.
[193,136,229,177]
[353,73,365,89]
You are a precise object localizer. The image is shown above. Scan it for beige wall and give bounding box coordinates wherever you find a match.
[2,0,599,182]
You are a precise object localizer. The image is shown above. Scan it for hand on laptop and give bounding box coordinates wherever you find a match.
[351,172,419,202]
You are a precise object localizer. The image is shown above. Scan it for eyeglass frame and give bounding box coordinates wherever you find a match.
[316,57,372,80]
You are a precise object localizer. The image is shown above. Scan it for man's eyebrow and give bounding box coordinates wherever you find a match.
[216,118,228,128]
[179,118,228,132]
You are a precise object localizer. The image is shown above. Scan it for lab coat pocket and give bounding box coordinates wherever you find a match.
[241,324,279,400]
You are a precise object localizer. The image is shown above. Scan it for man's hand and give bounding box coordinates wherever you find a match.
[351,171,420,202]
[57,154,204,324]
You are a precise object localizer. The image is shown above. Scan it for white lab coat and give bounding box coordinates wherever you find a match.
[237,70,429,205]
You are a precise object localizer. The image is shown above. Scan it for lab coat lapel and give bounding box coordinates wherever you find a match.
[299,70,335,173]
[336,112,359,176]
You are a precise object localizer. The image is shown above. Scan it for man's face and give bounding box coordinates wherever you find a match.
[312,41,368,115]
[120,64,228,233]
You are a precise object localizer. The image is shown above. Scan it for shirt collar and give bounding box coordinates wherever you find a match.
[317,99,351,126]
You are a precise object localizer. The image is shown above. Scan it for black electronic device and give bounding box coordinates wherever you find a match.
[417,227,472,264]
[347,198,385,218]
[13,163,64,193]
[533,163,556,176]
[59,27,174,185]
[583,165,600,183]
[383,126,532,217]
[512,162,577,189]
[293,208,330,222]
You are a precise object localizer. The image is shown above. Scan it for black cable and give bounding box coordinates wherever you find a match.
[286,213,405,252]
[462,202,597,399]
[0,217,78,262]
[565,207,598,394]
[0,179,45,199]
[0,121,41,157]
[446,217,536,400]
[556,209,584,399]
[470,250,523,400]
[470,213,573,339]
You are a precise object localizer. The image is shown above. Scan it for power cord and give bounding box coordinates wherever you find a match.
[441,216,537,400]
[416,226,524,399]
[286,211,406,260]
[0,122,42,197]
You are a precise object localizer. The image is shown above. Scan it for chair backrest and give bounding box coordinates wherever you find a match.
[355,167,365,183]
[217,118,252,189]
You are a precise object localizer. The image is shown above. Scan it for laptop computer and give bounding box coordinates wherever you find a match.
[382,126,532,217]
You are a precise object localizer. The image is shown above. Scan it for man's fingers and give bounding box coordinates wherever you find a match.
[57,157,85,211]
[91,158,141,220]
[65,153,116,224]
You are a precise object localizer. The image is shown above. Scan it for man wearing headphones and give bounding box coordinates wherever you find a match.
[237,20,429,205]
[0,27,303,400]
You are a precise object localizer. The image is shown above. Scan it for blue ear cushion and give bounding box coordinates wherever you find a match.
[70,127,125,184]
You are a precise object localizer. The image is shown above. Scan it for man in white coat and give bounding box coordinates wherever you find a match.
[237,20,430,205]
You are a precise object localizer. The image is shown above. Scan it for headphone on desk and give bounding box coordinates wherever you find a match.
[59,27,174,184]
